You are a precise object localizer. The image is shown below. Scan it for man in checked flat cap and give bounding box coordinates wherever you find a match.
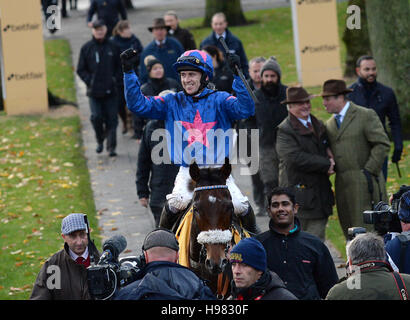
[30,213,100,300]
[114,228,215,300]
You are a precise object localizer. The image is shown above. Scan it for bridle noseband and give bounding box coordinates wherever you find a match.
[194,185,228,192]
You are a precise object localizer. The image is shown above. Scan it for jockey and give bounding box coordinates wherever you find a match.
[121,48,260,234]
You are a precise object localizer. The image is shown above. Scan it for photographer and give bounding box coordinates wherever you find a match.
[385,190,410,274]
[30,213,100,300]
[114,229,216,300]
[326,232,410,300]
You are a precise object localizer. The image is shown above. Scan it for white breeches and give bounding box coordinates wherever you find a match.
[166,166,249,214]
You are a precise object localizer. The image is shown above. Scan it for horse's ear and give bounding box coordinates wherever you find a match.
[189,160,201,182]
[220,157,231,181]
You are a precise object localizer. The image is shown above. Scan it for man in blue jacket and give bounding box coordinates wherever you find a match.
[120,48,259,234]
[200,12,249,79]
[385,190,410,274]
[139,18,184,84]
[348,55,403,179]
[114,228,216,300]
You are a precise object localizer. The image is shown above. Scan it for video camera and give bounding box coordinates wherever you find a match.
[87,235,143,300]
[363,185,410,236]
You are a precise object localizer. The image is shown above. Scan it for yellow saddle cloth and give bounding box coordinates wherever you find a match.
[175,207,250,268]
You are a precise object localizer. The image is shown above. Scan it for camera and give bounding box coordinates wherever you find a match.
[87,235,143,300]
[362,185,410,236]
[347,227,367,241]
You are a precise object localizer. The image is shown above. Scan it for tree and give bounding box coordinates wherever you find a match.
[342,0,371,78]
[366,0,410,137]
[203,0,247,27]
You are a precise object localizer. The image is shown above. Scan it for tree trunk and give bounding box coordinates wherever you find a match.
[342,0,371,78]
[203,0,247,27]
[366,0,410,137]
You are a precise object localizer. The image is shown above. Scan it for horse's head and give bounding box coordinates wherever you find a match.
[189,158,233,274]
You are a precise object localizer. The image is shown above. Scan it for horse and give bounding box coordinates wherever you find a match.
[175,158,248,299]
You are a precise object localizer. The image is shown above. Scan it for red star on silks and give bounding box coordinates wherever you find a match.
[180,110,217,147]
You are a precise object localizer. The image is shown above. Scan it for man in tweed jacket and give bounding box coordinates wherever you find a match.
[321,80,390,240]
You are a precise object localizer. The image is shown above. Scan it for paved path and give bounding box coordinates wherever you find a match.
[44,0,345,278]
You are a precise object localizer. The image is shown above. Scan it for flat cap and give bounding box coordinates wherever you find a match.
[61,213,88,235]
[142,228,179,251]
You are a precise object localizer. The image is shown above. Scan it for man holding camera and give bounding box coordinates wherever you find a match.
[114,228,215,300]
[326,232,410,300]
[385,190,410,274]
[30,213,100,300]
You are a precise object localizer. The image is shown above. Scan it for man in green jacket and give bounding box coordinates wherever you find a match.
[276,87,335,241]
[322,79,390,239]
[326,232,410,300]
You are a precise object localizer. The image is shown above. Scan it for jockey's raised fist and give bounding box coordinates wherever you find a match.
[120,48,138,73]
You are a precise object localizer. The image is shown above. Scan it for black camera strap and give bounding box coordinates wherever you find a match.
[391,272,409,300]
[356,261,408,300]
[83,215,96,265]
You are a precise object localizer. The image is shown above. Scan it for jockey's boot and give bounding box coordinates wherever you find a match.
[159,201,184,231]
[238,202,261,235]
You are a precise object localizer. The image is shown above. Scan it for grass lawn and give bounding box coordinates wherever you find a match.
[183,2,409,259]
[0,39,99,299]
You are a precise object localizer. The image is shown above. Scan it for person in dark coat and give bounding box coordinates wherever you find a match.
[256,187,339,300]
[114,229,216,300]
[228,237,297,300]
[385,190,410,274]
[236,56,267,216]
[137,90,179,226]
[140,56,182,97]
[164,10,196,51]
[347,55,403,180]
[276,87,335,242]
[30,214,100,300]
[111,20,143,135]
[202,45,234,93]
[87,0,127,37]
[139,18,184,84]
[200,12,249,78]
[253,57,288,198]
[77,20,122,157]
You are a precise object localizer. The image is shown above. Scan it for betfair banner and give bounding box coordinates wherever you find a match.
[291,0,342,87]
[0,0,48,115]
